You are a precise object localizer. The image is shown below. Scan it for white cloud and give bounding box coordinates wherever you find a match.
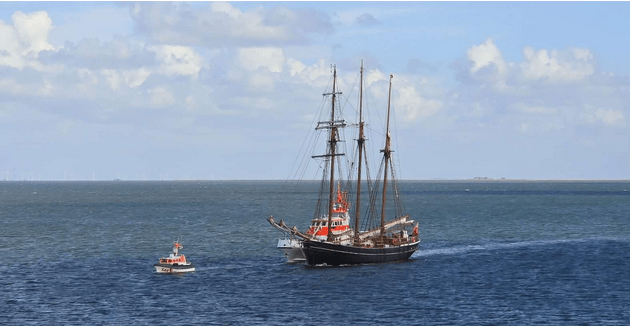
[594,108,625,126]
[150,45,203,77]
[457,39,630,135]
[148,86,176,107]
[248,73,275,91]
[128,2,333,47]
[286,58,329,87]
[123,68,151,88]
[514,104,558,115]
[101,68,150,91]
[365,69,388,87]
[464,39,597,86]
[467,38,507,77]
[238,47,284,73]
[101,69,121,91]
[210,2,243,20]
[287,58,306,76]
[395,85,442,122]
[520,47,595,83]
[0,11,54,70]
[12,11,55,53]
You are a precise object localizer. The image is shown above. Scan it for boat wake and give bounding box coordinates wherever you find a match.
[411,238,626,258]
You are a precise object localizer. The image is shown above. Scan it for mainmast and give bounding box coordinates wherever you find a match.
[354,61,365,242]
[380,74,393,235]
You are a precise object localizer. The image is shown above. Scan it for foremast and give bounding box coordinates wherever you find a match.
[313,65,345,242]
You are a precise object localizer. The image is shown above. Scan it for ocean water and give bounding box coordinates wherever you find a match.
[1,180,629,325]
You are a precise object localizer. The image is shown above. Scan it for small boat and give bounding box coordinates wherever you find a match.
[154,241,195,273]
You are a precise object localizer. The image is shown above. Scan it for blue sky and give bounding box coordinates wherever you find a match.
[1,1,629,180]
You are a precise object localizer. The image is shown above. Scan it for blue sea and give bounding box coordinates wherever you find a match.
[1,181,629,325]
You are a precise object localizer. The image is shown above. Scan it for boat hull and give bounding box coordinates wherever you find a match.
[302,240,420,266]
[154,264,195,273]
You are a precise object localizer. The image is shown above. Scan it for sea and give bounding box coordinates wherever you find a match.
[1,180,629,325]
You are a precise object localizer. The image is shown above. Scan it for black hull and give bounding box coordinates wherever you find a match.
[302,240,420,266]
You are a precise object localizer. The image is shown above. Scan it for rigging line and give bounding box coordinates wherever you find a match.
[295,75,340,184]
[389,159,402,220]
[301,128,323,176]
[364,125,386,138]
[384,88,405,220]
[287,94,328,184]
[364,156,385,231]
[367,84,386,148]
[390,87,404,183]
[297,136,318,184]
[292,122,320,188]
[389,154,406,216]
[340,71,361,117]
[288,89,328,182]
[359,150,375,232]
[315,155,332,219]
[340,74,360,117]
[295,130,321,186]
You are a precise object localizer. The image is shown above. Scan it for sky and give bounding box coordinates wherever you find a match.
[1,1,629,181]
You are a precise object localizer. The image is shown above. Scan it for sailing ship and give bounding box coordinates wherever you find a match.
[268,63,420,265]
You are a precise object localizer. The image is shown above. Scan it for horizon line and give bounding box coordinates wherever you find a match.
[2,179,630,182]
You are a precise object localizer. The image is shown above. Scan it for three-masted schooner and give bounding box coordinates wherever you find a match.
[268,63,420,265]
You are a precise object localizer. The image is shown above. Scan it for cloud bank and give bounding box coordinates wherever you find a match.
[1,3,629,180]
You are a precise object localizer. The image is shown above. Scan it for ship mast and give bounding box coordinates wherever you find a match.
[354,61,365,242]
[312,65,344,242]
[327,66,338,242]
[380,74,393,235]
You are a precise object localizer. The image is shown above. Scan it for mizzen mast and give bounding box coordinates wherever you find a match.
[380,74,394,235]
[354,61,365,242]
